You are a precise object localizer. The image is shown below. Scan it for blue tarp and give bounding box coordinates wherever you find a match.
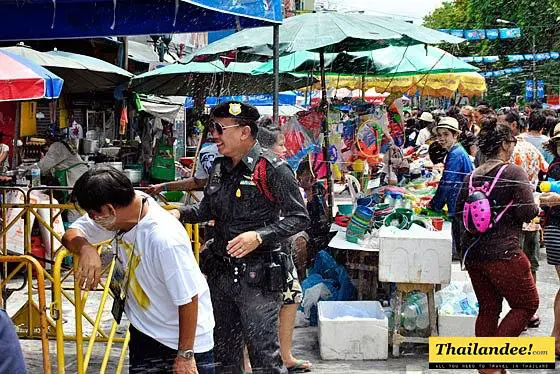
[0,0,282,41]
[184,92,297,108]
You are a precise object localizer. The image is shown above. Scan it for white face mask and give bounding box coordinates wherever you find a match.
[93,213,117,231]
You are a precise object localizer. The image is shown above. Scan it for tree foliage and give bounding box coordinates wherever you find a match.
[424,0,560,106]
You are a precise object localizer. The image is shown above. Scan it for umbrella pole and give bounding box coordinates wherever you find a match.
[12,102,21,169]
[319,49,334,221]
[272,25,280,125]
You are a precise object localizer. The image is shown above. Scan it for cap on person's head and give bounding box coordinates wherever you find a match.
[419,112,434,123]
[435,116,460,133]
[210,101,260,123]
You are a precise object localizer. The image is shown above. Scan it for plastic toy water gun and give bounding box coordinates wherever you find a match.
[540,179,560,193]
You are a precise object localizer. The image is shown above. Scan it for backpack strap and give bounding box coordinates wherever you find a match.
[252,158,277,203]
[490,164,513,225]
[486,164,509,195]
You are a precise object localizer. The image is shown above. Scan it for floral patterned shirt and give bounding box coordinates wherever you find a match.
[512,136,548,231]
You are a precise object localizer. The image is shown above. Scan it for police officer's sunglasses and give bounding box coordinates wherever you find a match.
[209,121,240,135]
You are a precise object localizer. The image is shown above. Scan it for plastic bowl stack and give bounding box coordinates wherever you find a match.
[346,206,373,243]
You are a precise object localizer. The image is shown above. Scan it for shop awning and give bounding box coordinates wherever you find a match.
[0,0,283,41]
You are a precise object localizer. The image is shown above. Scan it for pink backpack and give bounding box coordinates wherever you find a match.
[462,164,513,234]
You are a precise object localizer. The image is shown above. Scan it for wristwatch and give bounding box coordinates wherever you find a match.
[255,232,263,245]
[177,349,195,360]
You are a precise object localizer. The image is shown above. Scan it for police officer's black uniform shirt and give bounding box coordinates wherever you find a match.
[180,142,310,257]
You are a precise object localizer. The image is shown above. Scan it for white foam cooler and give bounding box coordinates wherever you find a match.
[378,223,452,284]
[318,301,388,360]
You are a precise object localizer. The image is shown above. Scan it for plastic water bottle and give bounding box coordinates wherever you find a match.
[382,301,394,330]
[402,292,429,330]
[31,163,41,187]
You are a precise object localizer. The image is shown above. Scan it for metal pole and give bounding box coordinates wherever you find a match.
[532,34,537,102]
[12,103,20,169]
[272,25,280,125]
[319,49,334,221]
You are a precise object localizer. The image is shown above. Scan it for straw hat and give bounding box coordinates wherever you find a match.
[419,112,434,123]
[435,116,460,133]
[544,123,560,154]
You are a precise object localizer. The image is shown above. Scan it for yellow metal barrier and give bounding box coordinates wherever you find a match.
[1,186,202,373]
[0,255,51,373]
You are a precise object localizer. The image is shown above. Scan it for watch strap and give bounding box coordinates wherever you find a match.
[177,349,195,359]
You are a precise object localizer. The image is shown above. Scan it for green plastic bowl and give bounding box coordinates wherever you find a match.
[162,191,185,202]
[337,204,354,216]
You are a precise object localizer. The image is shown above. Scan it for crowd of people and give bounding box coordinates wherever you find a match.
[406,101,560,373]
[5,98,560,374]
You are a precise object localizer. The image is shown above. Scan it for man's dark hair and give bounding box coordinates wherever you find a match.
[256,117,281,148]
[478,100,490,107]
[528,110,546,132]
[72,165,135,212]
[530,102,543,110]
[504,110,520,125]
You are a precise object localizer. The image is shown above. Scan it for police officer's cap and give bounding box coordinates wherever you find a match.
[211,101,260,123]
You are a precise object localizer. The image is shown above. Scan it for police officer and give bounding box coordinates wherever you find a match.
[179,101,310,374]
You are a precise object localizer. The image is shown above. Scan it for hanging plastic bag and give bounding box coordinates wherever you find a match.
[282,115,315,171]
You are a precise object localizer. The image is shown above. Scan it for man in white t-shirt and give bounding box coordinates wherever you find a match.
[62,166,215,374]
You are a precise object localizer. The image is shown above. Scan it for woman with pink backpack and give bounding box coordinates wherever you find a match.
[454,116,540,374]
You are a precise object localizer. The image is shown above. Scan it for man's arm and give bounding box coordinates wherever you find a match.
[147,177,207,195]
[61,229,102,290]
[178,296,198,351]
[174,297,199,373]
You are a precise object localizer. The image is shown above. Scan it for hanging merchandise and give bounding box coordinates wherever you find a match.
[387,98,406,147]
[296,110,324,142]
[356,118,383,158]
[119,105,128,135]
[282,115,316,171]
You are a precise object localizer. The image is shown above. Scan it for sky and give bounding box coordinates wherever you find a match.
[316,0,446,24]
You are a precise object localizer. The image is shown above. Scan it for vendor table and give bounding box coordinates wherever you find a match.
[329,221,453,357]
[328,230,379,300]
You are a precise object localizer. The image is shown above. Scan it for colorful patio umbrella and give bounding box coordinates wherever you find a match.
[0,49,63,102]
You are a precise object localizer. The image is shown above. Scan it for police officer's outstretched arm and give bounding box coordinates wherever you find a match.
[178,196,213,224]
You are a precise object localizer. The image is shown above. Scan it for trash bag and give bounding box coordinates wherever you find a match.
[301,251,357,325]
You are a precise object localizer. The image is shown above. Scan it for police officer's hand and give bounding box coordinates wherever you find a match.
[227,231,260,258]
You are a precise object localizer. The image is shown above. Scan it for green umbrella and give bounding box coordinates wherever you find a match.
[191,12,463,61]
[254,45,478,76]
[2,46,133,93]
[130,60,313,96]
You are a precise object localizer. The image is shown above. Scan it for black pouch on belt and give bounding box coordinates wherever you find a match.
[245,262,265,286]
[267,259,286,292]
